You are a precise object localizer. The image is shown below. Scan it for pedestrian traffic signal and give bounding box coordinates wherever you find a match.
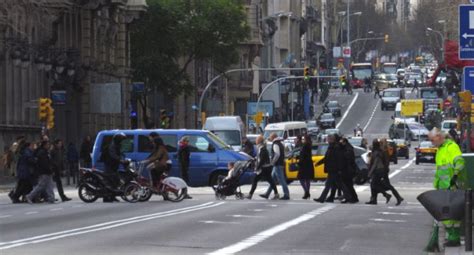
[384,34,389,43]
[458,91,472,113]
[38,98,50,121]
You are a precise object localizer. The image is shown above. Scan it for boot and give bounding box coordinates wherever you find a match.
[365,197,377,205]
[302,193,310,200]
[383,193,392,204]
[245,194,253,200]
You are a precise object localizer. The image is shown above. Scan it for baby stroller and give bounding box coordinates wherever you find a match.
[213,160,254,200]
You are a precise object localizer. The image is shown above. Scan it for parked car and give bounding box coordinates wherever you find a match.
[405,73,422,87]
[389,122,429,141]
[285,143,370,184]
[374,73,398,89]
[416,141,437,165]
[306,120,320,134]
[317,113,336,129]
[441,120,458,135]
[323,101,342,117]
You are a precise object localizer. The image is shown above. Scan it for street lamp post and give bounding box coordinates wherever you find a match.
[427,27,445,63]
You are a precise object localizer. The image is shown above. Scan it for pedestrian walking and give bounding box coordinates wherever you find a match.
[294,135,303,150]
[178,136,192,199]
[26,140,55,204]
[380,139,404,205]
[366,139,395,205]
[412,78,419,93]
[246,135,278,199]
[66,142,79,185]
[51,139,71,202]
[428,128,465,247]
[374,86,380,99]
[80,135,93,168]
[9,142,36,203]
[261,133,289,200]
[340,138,359,203]
[298,135,313,199]
[314,134,344,203]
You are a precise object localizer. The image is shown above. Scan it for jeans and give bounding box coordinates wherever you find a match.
[27,175,55,203]
[249,172,277,196]
[265,165,289,198]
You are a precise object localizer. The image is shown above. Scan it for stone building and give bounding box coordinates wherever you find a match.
[0,0,146,153]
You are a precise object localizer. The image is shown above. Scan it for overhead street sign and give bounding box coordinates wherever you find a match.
[459,5,474,59]
[401,99,423,117]
[463,66,474,93]
[343,47,351,58]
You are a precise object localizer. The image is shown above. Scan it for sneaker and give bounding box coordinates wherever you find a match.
[271,194,280,200]
[245,195,252,200]
[62,197,72,202]
[184,195,193,199]
[259,194,269,199]
[279,196,290,200]
[313,198,325,203]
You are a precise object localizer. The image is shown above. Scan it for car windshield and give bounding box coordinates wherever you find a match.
[316,144,329,155]
[348,138,362,146]
[325,129,339,135]
[420,90,438,99]
[263,130,284,139]
[207,132,231,149]
[328,102,338,107]
[212,130,241,146]
[321,114,333,120]
[383,91,400,97]
[307,121,317,128]
[352,68,372,80]
[420,141,433,148]
[443,122,457,129]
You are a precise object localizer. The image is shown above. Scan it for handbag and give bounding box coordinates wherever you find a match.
[289,159,299,172]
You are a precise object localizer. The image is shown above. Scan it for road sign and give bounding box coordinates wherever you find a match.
[247,101,274,116]
[401,99,423,117]
[342,47,351,58]
[463,67,474,93]
[459,5,474,59]
[254,112,263,125]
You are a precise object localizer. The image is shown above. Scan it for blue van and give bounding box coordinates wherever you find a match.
[91,129,253,187]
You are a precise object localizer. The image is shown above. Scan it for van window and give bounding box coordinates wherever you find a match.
[188,136,212,152]
[138,135,178,153]
[212,130,241,146]
[289,130,294,137]
[99,135,134,162]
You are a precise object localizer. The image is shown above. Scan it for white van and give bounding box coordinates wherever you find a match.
[203,116,245,151]
[263,122,307,140]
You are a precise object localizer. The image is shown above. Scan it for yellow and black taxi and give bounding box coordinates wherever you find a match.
[284,143,370,185]
[415,141,437,165]
[393,139,410,159]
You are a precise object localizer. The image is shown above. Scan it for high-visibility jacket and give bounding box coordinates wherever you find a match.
[434,139,465,190]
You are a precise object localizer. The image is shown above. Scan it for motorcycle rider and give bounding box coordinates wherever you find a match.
[102,133,128,202]
[353,124,363,137]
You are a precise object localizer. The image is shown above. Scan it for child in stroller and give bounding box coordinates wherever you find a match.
[213,160,253,200]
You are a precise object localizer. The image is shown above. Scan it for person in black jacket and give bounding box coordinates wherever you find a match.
[80,135,93,168]
[103,133,128,202]
[51,139,71,202]
[9,142,36,203]
[298,135,314,199]
[246,135,278,199]
[178,136,192,199]
[340,138,359,203]
[26,141,55,204]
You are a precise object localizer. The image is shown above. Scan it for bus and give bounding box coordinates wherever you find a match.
[382,62,398,74]
[351,63,373,88]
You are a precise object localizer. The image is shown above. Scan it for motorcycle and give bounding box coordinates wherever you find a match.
[134,162,188,202]
[77,160,141,203]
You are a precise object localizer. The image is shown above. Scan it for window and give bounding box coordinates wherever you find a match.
[138,134,178,153]
[99,134,134,162]
[289,129,294,137]
[188,136,212,153]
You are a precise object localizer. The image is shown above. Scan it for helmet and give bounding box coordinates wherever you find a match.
[113,132,127,144]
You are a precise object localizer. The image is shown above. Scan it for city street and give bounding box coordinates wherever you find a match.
[0,89,438,255]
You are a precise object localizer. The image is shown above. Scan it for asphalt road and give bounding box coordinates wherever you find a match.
[0,88,438,255]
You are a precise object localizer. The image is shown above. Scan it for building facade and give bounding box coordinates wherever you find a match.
[0,0,146,153]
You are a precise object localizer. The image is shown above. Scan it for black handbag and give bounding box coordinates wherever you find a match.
[289,162,299,172]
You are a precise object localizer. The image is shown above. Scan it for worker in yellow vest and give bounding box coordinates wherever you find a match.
[428,128,465,247]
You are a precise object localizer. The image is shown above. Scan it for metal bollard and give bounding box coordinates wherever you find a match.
[466,189,472,252]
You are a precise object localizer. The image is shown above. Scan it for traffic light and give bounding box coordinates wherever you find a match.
[38,98,49,121]
[130,110,138,129]
[304,66,310,80]
[384,34,389,43]
[46,106,55,130]
[458,91,472,113]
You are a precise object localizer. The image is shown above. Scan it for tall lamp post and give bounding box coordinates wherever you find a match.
[427,27,445,63]
[343,10,362,79]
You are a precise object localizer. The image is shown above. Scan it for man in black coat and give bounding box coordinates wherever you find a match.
[314,134,344,203]
[26,141,55,204]
[246,135,278,199]
[102,133,128,202]
[178,136,192,199]
[340,138,359,203]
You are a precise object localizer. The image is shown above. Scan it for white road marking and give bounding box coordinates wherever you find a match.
[0,215,12,219]
[227,214,263,218]
[199,220,240,225]
[249,209,265,212]
[0,202,224,250]
[71,205,83,208]
[25,211,38,215]
[336,92,359,129]
[377,212,412,216]
[363,99,381,132]
[208,205,336,255]
[339,239,352,251]
[50,208,63,211]
[265,204,278,207]
[370,218,407,223]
